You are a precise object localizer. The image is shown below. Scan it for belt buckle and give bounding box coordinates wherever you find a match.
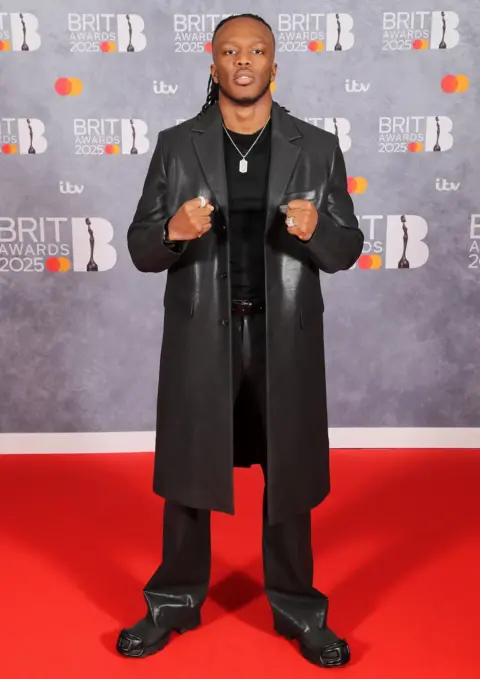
[233,300,252,314]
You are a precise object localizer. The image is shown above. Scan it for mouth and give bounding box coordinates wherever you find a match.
[233,72,255,86]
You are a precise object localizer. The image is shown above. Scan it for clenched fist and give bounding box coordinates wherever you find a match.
[285,199,318,241]
[167,197,215,241]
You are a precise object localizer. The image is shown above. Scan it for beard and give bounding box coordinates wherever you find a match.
[218,77,272,106]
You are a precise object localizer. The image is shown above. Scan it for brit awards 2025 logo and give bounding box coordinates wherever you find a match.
[68,13,146,52]
[173,14,231,53]
[73,118,149,155]
[353,214,429,270]
[0,12,41,51]
[469,215,480,271]
[378,116,453,153]
[277,13,354,52]
[382,10,460,50]
[0,217,117,273]
[304,117,351,152]
[0,118,47,155]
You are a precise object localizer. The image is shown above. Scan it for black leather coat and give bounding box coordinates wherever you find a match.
[128,101,363,524]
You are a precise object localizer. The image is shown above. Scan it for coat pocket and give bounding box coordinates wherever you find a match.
[279,189,317,214]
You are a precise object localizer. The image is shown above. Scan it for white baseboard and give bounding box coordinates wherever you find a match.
[0,429,478,454]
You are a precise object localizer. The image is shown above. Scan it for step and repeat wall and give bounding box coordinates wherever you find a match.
[0,1,479,452]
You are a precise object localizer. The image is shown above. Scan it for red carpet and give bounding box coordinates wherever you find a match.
[0,449,478,678]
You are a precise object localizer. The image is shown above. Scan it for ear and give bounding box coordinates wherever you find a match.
[271,62,278,80]
[210,64,219,83]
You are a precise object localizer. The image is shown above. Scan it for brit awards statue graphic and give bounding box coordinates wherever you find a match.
[19,13,29,51]
[333,117,339,137]
[126,14,135,52]
[398,215,410,269]
[86,218,99,272]
[26,119,36,154]
[439,11,447,49]
[130,119,138,154]
[334,13,342,51]
[433,116,441,152]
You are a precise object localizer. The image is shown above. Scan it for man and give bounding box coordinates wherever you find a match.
[117,13,363,669]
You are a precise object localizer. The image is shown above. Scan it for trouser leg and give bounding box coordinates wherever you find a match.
[262,489,328,625]
[233,311,329,624]
[143,500,211,627]
[139,308,258,630]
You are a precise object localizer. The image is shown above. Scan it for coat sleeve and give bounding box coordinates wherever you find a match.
[301,139,364,274]
[127,132,188,273]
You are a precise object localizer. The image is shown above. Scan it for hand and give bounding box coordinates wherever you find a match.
[167,197,215,241]
[285,199,318,241]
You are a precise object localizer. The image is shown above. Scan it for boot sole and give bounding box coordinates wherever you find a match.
[117,617,200,658]
[274,618,350,668]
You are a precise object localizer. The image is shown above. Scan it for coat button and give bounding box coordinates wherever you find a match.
[221,319,229,326]
[220,272,227,278]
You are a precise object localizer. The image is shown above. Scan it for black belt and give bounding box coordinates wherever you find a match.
[232,299,265,315]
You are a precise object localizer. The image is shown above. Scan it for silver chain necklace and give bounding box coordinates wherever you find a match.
[222,118,270,173]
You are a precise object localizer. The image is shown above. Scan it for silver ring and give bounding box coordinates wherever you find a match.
[286,216,295,227]
[198,195,207,208]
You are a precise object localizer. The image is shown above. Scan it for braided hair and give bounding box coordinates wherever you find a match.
[199,13,279,116]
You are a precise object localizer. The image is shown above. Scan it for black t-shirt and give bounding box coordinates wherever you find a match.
[223,119,271,301]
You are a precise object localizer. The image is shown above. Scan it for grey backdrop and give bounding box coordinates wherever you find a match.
[0,1,479,437]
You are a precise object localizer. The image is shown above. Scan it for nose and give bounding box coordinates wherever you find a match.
[235,54,252,67]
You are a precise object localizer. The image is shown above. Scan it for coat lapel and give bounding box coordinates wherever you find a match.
[190,104,229,220]
[189,100,302,230]
[266,102,302,233]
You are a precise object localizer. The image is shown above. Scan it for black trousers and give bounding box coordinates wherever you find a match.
[143,311,328,628]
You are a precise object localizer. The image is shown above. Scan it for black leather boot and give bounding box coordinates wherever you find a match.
[116,609,201,658]
[269,591,350,669]
[273,612,350,667]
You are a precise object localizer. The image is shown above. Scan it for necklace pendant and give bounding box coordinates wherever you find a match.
[239,158,248,173]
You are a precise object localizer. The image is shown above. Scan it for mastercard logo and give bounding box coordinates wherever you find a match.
[441,74,469,93]
[347,177,368,194]
[358,254,382,270]
[45,257,71,273]
[413,39,429,50]
[1,144,18,154]
[105,144,121,155]
[308,40,325,52]
[100,41,117,53]
[204,41,212,53]
[55,78,83,96]
[0,40,11,51]
[408,142,424,153]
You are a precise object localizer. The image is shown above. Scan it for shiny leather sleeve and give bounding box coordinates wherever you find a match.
[127,133,188,273]
[303,140,364,274]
